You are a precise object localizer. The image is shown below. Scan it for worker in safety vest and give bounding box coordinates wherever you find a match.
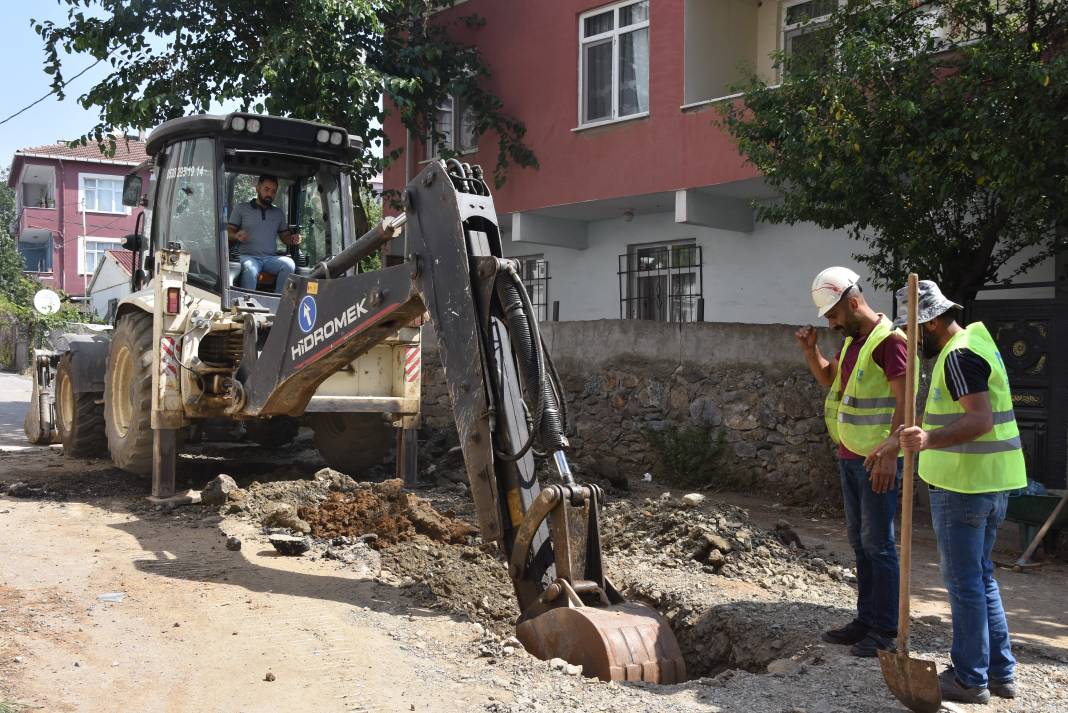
[795,267,909,657]
[895,280,1026,705]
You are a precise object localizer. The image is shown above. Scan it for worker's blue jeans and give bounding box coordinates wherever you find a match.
[238,254,295,294]
[840,457,901,635]
[928,487,1015,688]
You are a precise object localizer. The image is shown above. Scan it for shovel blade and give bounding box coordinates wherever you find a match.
[878,649,941,713]
[516,602,686,684]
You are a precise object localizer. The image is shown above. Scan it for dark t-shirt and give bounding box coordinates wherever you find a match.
[942,348,990,400]
[836,328,909,460]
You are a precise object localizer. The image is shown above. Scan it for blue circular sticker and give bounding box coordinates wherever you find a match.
[298,295,317,334]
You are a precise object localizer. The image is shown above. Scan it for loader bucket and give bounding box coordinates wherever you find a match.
[516,602,686,684]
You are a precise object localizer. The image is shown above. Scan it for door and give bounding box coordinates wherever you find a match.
[967,299,1068,488]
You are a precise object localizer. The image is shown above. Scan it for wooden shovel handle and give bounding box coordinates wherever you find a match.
[897,273,919,654]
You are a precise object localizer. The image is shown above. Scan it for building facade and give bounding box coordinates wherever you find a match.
[85,249,135,319]
[383,0,910,325]
[8,137,147,300]
[383,0,1061,325]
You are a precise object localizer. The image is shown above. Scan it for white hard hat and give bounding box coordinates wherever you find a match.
[811,267,860,317]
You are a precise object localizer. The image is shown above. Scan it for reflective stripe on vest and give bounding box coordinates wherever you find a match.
[836,317,903,456]
[918,322,1028,493]
[823,335,852,446]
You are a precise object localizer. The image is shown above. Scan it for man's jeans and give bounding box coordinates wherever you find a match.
[840,457,901,635]
[238,254,295,294]
[929,488,1015,688]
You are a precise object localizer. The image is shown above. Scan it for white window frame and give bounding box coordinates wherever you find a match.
[79,173,130,215]
[426,94,479,160]
[577,0,650,129]
[781,0,838,62]
[78,236,122,275]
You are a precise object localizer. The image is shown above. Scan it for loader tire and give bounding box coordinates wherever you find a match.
[105,311,154,477]
[55,353,107,457]
[309,413,392,478]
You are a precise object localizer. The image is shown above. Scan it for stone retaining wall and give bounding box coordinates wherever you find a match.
[420,320,843,505]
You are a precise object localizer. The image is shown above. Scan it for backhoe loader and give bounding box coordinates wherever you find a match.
[24,113,685,683]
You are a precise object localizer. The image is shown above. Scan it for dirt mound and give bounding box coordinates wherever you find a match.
[601,493,849,587]
[381,541,519,634]
[298,479,477,547]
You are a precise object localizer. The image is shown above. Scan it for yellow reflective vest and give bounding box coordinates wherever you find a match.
[919,322,1027,494]
[823,317,902,456]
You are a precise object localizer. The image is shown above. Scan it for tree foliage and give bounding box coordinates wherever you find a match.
[34,0,537,189]
[720,0,1068,302]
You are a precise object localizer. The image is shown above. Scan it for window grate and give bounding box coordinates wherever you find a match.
[516,257,551,322]
[618,244,703,322]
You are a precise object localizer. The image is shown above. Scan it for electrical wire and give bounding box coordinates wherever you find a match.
[0,60,104,127]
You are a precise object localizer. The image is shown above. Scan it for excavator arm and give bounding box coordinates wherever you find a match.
[235,159,685,683]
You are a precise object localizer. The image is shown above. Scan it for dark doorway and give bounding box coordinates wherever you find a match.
[967,297,1068,489]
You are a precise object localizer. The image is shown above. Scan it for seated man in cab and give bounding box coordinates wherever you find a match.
[228,174,301,293]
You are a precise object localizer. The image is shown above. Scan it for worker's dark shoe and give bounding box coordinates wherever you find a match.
[939,667,991,704]
[989,680,1017,699]
[849,631,895,658]
[821,619,869,645]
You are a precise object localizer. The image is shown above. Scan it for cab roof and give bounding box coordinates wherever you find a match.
[145,113,363,164]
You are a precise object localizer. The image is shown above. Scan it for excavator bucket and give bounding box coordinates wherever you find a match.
[506,484,686,684]
[516,601,686,683]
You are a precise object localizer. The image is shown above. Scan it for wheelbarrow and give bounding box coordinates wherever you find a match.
[995,489,1068,571]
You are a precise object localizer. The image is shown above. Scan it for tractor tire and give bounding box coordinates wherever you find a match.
[309,413,392,478]
[244,416,299,448]
[55,353,107,457]
[104,311,154,477]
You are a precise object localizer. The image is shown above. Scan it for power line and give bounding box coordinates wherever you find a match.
[0,60,104,127]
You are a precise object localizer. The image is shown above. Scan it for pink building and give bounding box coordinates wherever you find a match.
[383,0,905,326]
[8,137,148,299]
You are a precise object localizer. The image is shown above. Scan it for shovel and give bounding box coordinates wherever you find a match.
[877,273,941,713]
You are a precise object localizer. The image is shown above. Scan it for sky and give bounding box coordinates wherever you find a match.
[0,4,131,171]
[0,4,382,178]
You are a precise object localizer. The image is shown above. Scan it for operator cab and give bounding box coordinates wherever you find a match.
[123,113,362,312]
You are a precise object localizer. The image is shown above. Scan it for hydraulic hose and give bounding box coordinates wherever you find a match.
[494,265,568,457]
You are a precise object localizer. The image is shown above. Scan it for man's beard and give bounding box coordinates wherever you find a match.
[836,314,862,340]
[259,196,273,207]
[920,330,941,359]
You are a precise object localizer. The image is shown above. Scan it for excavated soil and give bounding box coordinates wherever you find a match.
[298,479,477,546]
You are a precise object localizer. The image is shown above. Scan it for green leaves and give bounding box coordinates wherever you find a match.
[35,0,536,188]
[720,0,1068,301]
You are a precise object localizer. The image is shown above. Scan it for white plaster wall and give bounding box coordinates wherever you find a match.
[505,211,894,326]
[684,0,760,103]
[975,244,1056,301]
[87,260,131,318]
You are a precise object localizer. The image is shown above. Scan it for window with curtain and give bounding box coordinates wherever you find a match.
[580,1,649,126]
[427,95,479,159]
[80,175,126,214]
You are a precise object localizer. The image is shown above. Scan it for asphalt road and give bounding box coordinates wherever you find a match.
[0,370,34,451]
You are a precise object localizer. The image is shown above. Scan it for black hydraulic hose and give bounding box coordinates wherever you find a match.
[495,276,543,461]
[495,266,568,455]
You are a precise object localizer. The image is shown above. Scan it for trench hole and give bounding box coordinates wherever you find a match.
[629,585,834,680]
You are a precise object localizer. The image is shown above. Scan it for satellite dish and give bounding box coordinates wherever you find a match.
[33,289,62,316]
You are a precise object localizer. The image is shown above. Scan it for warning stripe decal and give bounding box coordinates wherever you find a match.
[404,346,421,383]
